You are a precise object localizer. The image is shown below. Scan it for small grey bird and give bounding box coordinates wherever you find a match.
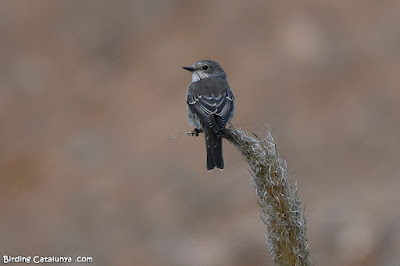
[183,60,235,170]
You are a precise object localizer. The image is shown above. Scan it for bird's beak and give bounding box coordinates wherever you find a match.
[182,66,196,72]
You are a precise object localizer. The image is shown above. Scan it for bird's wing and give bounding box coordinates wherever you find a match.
[187,85,234,133]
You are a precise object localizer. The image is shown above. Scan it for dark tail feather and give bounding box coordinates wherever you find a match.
[205,129,224,170]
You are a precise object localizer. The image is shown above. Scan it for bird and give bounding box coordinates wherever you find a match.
[183,60,235,170]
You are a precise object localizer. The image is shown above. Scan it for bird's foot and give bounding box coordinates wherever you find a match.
[191,128,203,137]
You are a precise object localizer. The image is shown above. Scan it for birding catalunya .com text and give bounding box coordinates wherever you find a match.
[2,255,93,264]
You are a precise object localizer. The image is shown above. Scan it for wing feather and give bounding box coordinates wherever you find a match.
[187,90,234,133]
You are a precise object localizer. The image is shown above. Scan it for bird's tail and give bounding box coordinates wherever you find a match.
[204,128,224,170]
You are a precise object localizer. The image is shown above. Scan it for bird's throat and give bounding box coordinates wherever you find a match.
[192,71,210,82]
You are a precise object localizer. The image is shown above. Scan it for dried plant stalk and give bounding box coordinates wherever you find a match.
[221,126,312,266]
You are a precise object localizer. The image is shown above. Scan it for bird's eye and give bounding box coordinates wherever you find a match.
[202,65,209,70]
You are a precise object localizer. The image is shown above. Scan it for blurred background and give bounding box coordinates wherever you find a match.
[0,1,399,265]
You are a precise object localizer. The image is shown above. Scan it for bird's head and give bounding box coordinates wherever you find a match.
[183,60,226,82]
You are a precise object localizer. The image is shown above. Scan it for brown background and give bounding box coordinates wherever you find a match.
[1,1,399,265]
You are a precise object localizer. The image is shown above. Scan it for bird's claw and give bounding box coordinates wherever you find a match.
[191,128,203,137]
